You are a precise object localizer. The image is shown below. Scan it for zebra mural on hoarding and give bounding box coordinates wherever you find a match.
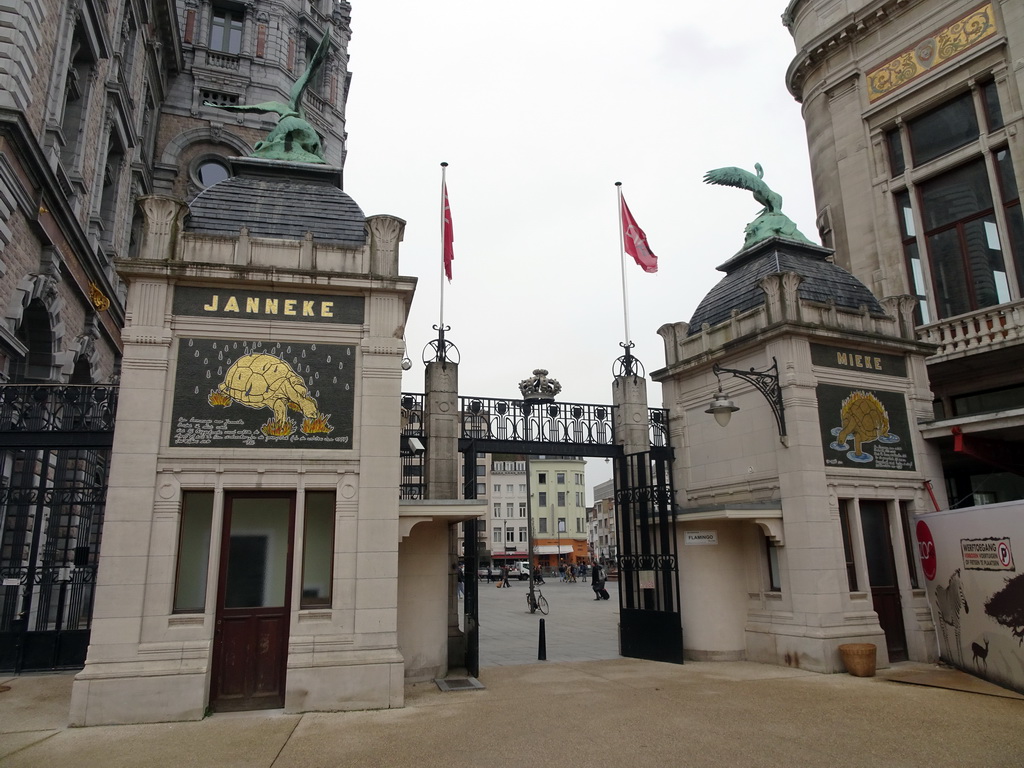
[935,568,969,666]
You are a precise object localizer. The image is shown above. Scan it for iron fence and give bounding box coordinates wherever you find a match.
[459,396,614,445]
[0,385,118,434]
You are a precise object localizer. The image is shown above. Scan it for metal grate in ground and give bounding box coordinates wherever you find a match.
[434,676,485,692]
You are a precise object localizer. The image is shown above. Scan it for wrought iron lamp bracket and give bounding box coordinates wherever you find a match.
[711,357,787,443]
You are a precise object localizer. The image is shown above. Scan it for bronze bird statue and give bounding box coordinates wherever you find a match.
[204,32,331,163]
[703,163,783,216]
[702,163,814,249]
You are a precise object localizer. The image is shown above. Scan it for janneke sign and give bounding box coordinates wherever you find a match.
[169,287,362,449]
[811,344,915,471]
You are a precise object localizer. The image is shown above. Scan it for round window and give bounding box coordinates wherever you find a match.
[196,158,230,187]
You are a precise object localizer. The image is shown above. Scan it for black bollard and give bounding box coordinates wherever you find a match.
[538,618,547,661]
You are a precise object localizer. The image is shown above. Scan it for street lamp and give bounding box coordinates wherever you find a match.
[705,357,787,444]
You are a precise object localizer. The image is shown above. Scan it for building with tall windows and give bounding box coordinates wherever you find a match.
[454,455,590,571]
[156,0,350,201]
[0,0,359,676]
[487,457,529,567]
[529,456,588,568]
[0,0,181,674]
[589,479,616,566]
[784,0,1024,507]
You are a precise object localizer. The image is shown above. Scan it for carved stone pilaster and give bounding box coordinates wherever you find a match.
[759,273,783,325]
[780,272,803,323]
[137,195,187,261]
[367,215,405,277]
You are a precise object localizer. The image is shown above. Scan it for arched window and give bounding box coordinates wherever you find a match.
[10,300,55,383]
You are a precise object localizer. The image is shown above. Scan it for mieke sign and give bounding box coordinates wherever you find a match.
[685,530,718,546]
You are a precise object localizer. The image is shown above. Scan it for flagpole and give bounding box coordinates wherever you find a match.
[439,162,448,332]
[615,182,631,348]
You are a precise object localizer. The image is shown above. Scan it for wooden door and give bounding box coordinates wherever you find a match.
[859,500,908,662]
[210,493,294,712]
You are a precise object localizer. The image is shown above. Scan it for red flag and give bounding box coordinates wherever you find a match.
[620,195,658,273]
[443,181,455,281]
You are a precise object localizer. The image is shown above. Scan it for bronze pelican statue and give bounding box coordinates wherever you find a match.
[205,32,331,163]
[703,163,783,216]
[702,163,814,249]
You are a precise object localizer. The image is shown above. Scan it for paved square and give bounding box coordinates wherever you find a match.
[467,575,621,666]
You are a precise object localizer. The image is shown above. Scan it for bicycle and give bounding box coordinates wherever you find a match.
[526,588,548,615]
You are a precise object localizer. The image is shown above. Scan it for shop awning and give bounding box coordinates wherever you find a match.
[532,545,574,555]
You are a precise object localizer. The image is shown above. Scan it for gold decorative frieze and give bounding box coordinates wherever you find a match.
[866,3,996,103]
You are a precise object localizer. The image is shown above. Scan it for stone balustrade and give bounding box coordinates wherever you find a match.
[919,300,1024,361]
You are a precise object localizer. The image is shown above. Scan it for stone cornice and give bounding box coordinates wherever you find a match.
[785,0,919,101]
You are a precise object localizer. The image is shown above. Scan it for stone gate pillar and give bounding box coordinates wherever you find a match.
[424,360,459,499]
[613,373,650,455]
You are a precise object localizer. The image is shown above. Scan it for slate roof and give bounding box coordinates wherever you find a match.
[184,159,366,247]
[687,238,884,335]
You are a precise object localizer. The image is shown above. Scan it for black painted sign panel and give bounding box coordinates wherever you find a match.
[173,286,364,325]
[817,383,915,471]
[810,343,907,377]
[171,338,355,448]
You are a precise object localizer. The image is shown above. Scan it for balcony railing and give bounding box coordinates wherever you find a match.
[305,90,328,115]
[206,51,240,71]
[919,300,1024,360]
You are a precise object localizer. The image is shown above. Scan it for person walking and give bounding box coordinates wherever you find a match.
[500,564,511,588]
[592,562,610,600]
[568,564,577,583]
[580,563,588,583]
[456,564,465,599]
[486,565,493,583]
[533,565,544,584]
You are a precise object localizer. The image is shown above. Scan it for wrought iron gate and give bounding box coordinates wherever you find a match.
[0,385,116,672]
[615,450,682,664]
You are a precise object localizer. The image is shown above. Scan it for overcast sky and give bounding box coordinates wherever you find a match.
[342,1,817,498]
